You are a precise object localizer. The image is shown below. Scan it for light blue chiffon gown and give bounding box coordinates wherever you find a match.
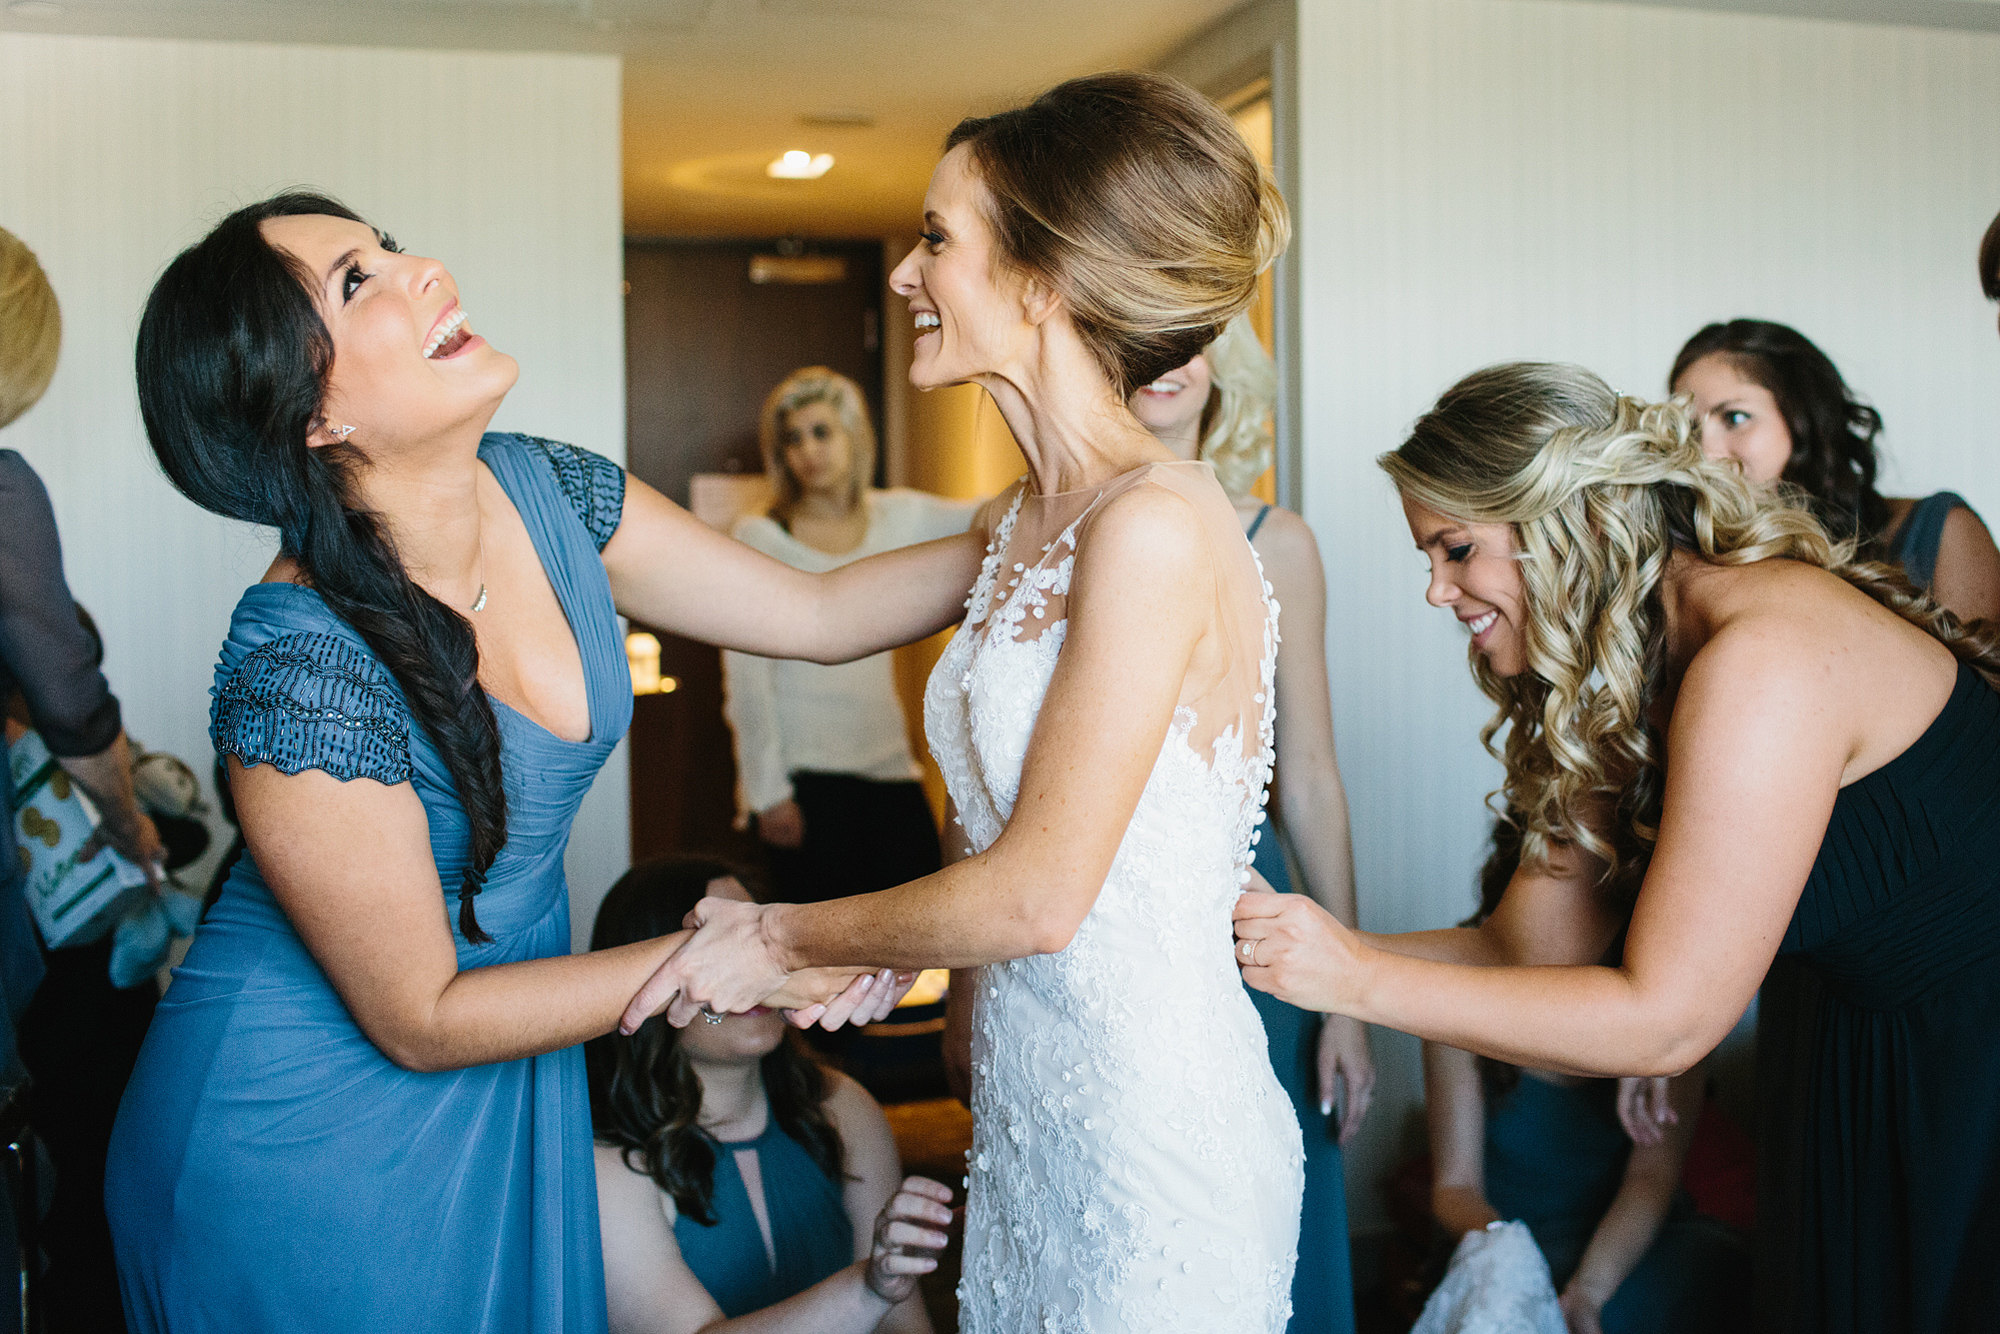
[106,435,630,1333]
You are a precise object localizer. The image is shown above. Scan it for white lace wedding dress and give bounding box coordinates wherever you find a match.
[924,461,1305,1334]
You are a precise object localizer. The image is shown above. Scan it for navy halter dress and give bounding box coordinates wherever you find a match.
[672,1119,854,1317]
[106,435,630,1333]
[1784,661,2000,1332]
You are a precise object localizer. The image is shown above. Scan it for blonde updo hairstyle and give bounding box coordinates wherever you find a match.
[0,228,61,430]
[944,71,1289,398]
[1381,362,2000,898]
[1197,314,1276,498]
[758,365,877,525]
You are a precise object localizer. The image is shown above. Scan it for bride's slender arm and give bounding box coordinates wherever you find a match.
[601,473,985,663]
[1235,633,1845,1077]
[621,485,1217,1028]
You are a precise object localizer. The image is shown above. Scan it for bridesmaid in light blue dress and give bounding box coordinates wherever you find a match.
[112,432,633,1330]
[105,194,981,1333]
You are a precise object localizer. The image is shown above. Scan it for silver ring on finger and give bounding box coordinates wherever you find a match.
[1241,938,1258,966]
[700,1006,726,1025]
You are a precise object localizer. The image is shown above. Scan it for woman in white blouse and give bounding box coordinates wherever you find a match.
[723,367,976,907]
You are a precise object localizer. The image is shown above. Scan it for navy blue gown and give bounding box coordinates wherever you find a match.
[1782,662,2000,1333]
[106,435,630,1333]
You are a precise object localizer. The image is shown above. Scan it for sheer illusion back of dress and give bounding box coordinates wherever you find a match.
[925,461,1304,1334]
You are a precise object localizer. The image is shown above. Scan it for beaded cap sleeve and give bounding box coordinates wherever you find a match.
[211,630,413,785]
[509,435,626,552]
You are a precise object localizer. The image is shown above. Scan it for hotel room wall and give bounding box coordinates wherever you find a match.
[1294,0,2000,1231]
[0,32,629,951]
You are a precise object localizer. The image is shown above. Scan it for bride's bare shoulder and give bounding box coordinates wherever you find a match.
[1071,479,1212,598]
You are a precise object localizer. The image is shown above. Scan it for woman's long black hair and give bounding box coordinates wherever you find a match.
[1669,319,1890,551]
[584,857,846,1225]
[136,192,505,941]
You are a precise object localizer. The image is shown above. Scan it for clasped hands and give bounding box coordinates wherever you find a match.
[619,894,916,1035]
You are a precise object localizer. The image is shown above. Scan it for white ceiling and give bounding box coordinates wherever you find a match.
[7,0,2000,236]
[0,0,1253,236]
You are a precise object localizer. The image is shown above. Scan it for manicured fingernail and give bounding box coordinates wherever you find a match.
[1320,1099,1332,1116]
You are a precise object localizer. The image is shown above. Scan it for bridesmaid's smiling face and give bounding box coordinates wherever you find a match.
[1403,494,1529,678]
[261,213,518,452]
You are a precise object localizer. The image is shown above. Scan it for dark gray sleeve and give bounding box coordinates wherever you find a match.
[0,451,121,757]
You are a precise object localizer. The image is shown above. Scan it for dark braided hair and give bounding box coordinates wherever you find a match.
[136,192,505,941]
[1669,319,1890,552]
[585,857,847,1224]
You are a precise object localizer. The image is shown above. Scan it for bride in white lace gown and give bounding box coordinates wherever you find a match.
[624,71,1303,1332]
[932,463,1305,1331]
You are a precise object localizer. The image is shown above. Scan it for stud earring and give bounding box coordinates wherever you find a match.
[328,424,356,441]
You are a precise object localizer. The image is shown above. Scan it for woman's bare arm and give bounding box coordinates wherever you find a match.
[1423,1041,1501,1238]
[1358,838,1621,970]
[826,1074,937,1334]
[1255,510,1358,927]
[622,484,1219,1026]
[1238,622,1919,1077]
[1559,1067,1706,1330]
[1928,506,2000,625]
[1254,508,1375,1135]
[233,761,853,1073]
[601,475,984,664]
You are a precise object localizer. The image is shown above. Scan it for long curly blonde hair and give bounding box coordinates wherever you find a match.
[1381,362,2000,896]
[1197,314,1275,498]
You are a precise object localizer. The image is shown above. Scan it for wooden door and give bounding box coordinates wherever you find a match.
[623,239,885,866]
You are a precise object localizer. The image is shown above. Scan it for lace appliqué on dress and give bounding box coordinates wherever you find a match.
[924,483,1303,1334]
[211,632,413,785]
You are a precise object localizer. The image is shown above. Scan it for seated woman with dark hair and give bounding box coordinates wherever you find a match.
[588,857,950,1334]
[1423,821,1747,1334]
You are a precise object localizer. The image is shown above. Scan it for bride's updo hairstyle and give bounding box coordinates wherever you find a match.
[1381,362,2000,897]
[944,71,1288,397]
[136,192,506,942]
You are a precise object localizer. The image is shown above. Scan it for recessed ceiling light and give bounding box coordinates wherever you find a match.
[766,151,834,181]
[8,1,63,15]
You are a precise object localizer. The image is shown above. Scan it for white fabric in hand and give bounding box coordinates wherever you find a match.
[1412,1221,1566,1334]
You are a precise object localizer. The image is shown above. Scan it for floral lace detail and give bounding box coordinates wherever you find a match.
[924,478,1302,1334]
[211,632,412,784]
